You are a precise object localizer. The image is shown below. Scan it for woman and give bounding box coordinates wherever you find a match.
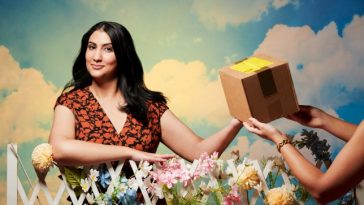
[48,21,242,166]
[244,105,364,204]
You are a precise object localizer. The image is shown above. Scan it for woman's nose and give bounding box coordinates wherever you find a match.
[93,49,102,62]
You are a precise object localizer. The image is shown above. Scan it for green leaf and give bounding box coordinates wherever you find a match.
[64,167,83,189]
[210,191,222,205]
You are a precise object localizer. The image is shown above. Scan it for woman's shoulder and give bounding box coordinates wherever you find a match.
[55,87,90,108]
[147,99,168,109]
[146,100,169,116]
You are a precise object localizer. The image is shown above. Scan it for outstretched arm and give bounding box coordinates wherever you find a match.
[244,118,364,204]
[287,105,357,142]
[160,110,243,162]
[49,105,174,166]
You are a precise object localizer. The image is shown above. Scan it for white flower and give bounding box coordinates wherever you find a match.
[212,159,224,177]
[118,183,128,193]
[128,177,139,190]
[80,178,91,192]
[113,176,121,187]
[31,143,53,173]
[265,186,297,205]
[86,193,95,204]
[139,161,153,178]
[236,163,245,174]
[89,169,99,182]
[152,184,164,199]
[225,166,233,175]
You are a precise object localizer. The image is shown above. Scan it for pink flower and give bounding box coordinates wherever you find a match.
[223,185,241,205]
[193,152,218,179]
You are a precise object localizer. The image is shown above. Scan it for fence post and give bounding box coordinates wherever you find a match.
[7,144,18,205]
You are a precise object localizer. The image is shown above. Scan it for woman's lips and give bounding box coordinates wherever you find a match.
[91,64,104,70]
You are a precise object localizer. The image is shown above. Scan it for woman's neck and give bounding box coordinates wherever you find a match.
[90,78,120,99]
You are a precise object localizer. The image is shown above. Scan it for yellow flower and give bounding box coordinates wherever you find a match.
[265,186,297,205]
[31,143,53,173]
[237,166,260,190]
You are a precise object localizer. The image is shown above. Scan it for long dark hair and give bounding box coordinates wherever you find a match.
[65,21,166,125]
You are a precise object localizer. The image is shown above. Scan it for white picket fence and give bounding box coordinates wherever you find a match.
[7,144,302,205]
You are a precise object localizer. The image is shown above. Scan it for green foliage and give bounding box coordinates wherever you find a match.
[295,185,310,202]
[293,129,331,162]
[64,167,86,189]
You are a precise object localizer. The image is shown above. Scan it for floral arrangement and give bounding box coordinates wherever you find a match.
[148,152,219,204]
[31,143,54,173]
[30,128,356,205]
[30,144,300,205]
[148,151,298,205]
[63,162,152,205]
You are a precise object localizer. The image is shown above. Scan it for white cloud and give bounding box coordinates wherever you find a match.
[145,59,231,125]
[0,46,60,145]
[272,0,298,9]
[254,15,364,110]
[192,0,298,29]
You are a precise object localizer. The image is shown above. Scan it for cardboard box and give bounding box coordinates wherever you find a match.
[219,54,299,123]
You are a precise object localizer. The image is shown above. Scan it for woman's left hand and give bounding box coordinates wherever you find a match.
[243,117,285,143]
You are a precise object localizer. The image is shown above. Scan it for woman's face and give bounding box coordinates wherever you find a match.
[85,30,117,81]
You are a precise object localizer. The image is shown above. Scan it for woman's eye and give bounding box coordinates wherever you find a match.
[105,47,114,52]
[87,44,96,50]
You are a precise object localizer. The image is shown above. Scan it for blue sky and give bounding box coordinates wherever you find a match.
[0,0,364,203]
[1,0,363,86]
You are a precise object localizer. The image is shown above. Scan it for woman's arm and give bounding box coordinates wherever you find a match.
[287,105,357,141]
[49,105,174,166]
[244,118,364,204]
[160,110,243,162]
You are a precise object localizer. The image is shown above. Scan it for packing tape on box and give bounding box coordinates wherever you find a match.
[231,56,283,120]
[232,57,273,73]
[258,69,281,120]
[257,69,277,97]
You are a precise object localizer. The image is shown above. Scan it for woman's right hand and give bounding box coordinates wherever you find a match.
[129,148,175,162]
[286,105,327,128]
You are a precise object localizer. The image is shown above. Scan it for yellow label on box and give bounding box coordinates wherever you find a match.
[232,57,273,73]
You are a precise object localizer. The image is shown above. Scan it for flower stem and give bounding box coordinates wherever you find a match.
[272,168,280,187]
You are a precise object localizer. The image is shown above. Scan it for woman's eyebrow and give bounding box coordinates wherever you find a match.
[88,41,112,46]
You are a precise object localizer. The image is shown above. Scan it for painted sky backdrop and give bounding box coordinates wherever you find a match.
[1,0,364,204]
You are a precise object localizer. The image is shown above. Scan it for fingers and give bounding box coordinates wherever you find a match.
[158,154,175,159]
[243,120,262,135]
[248,117,265,128]
[137,153,176,163]
[286,105,312,122]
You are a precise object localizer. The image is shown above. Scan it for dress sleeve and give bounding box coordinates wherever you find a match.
[147,101,169,128]
[54,91,75,112]
[155,101,169,117]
